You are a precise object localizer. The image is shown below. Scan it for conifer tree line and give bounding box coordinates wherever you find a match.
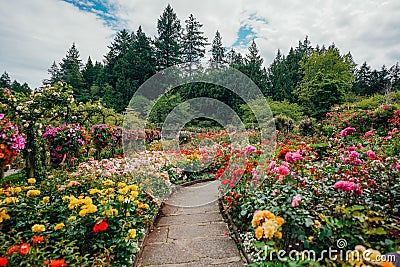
[3,4,399,118]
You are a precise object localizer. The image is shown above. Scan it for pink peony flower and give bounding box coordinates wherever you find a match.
[291,194,302,207]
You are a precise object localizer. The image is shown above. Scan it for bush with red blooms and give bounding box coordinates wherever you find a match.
[93,218,108,233]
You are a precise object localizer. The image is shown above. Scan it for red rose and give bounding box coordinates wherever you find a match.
[8,245,18,255]
[33,236,44,244]
[50,259,67,267]
[19,243,30,255]
[93,219,108,232]
[0,257,8,267]
[44,260,50,265]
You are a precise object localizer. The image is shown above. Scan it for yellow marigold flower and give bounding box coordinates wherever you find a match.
[276,217,284,225]
[4,197,19,204]
[90,189,102,195]
[275,231,283,239]
[117,182,126,188]
[54,223,65,231]
[82,196,92,205]
[255,226,263,240]
[103,179,115,186]
[32,224,46,233]
[42,196,50,204]
[68,216,76,221]
[28,178,36,184]
[128,229,137,239]
[27,190,41,197]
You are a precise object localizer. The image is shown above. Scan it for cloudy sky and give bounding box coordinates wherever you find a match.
[0,0,399,89]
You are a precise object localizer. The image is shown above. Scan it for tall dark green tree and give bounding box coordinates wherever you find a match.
[209,30,226,67]
[242,40,267,95]
[389,63,400,92]
[181,14,208,67]
[43,61,61,85]
[0,72,11,88]
[352,62,372,95]
[0,72,31,94]
[59,43,87,101]
[154,4,182,70]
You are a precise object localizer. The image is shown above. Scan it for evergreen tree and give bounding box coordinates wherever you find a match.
[181,14,208,68]
[242,40,266,95]
[209,30,226,67]
[352,62,372,95]
[389,63,400,92]
[0,72,11,88]
[44,61,61,85]
[154,4,182,70]
[226,48,244,67]
[59,43,87,101]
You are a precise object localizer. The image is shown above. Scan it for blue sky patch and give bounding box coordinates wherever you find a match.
[63,0,119,28]
[232,14,268,48]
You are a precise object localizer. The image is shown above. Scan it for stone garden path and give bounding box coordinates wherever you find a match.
[136,181,245,267]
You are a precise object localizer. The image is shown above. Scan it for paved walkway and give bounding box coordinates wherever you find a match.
[136,181,244,267]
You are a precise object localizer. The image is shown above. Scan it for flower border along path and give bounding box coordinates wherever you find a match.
[135,180,245,267]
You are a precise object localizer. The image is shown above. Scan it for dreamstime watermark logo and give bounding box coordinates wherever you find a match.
[254,238,396,263]
[122,62,276,206]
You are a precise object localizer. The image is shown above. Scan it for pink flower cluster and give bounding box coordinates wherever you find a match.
[340,146,363,165]
[244,145,257,157]
[334,180,363,196]
[291,194,302,207]
[0,114,26,151]
[340,127,356,137]
[285,151,304,163]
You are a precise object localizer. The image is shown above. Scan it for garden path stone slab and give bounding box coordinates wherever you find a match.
[136,181,245,267]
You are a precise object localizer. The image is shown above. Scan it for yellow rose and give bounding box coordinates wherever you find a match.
[32,224,46,233]
[54,223,65,231]
[3,197,19,204]
[28,178,36,184]
[68,216,76,221]
[27,190,41,197]
[255,226,263,240]
[128,229,137,239]
[42,196,50,204]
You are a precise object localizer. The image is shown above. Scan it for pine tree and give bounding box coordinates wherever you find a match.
[44,61,61,85]
[243,40,266,94]
[352,62,372,95]
[209,30,226,67]
[181,14,208,67]
[59,43,86,101]
[154,4,182,70]
[0,72,11,88]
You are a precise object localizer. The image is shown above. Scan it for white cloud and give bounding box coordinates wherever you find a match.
[0,0,399,89]
[0,0,114,89]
